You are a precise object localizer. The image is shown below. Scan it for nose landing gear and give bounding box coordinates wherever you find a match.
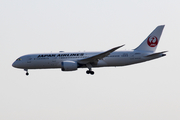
[24,69,29,76]
[26,72,29,76]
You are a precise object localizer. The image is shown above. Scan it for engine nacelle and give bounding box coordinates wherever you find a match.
[61,61,78,71]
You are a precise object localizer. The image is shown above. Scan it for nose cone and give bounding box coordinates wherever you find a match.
[12,61,23,68]
[12,61,18,68]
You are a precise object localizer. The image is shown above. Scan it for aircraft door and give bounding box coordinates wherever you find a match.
[51,58,57,67]
[27,56,32,63]
[130,53,141,60]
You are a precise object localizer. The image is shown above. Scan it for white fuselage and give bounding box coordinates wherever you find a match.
[12,50,164,70]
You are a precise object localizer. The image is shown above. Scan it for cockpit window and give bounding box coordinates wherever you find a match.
[16,58,22,61]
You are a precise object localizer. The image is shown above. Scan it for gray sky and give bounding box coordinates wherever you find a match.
[0,0,179,120]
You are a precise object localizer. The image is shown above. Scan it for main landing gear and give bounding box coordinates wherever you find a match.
[86,70,94,75]
[86,63,94,75]
[24,69,29,76]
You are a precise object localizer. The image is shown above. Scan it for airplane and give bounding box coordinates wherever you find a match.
[12,25,167,75]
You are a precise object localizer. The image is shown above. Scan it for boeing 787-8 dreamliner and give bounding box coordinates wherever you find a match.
[12,25,167,75]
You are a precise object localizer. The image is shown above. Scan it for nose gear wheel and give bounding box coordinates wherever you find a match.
[24,69,29,76]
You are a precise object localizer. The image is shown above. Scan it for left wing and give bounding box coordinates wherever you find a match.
[78,45,125,64]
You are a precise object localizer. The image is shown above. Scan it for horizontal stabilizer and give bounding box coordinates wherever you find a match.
[145,51,168,57]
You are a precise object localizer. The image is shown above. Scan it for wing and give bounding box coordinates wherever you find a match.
[78,45,125,64]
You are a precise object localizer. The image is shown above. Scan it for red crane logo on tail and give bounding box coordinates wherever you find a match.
[147,36,158,47]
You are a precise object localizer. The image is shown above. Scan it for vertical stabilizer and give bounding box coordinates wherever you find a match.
[135,25,165,52]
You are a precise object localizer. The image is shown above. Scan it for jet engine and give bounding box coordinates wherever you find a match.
[61,61,78,71]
